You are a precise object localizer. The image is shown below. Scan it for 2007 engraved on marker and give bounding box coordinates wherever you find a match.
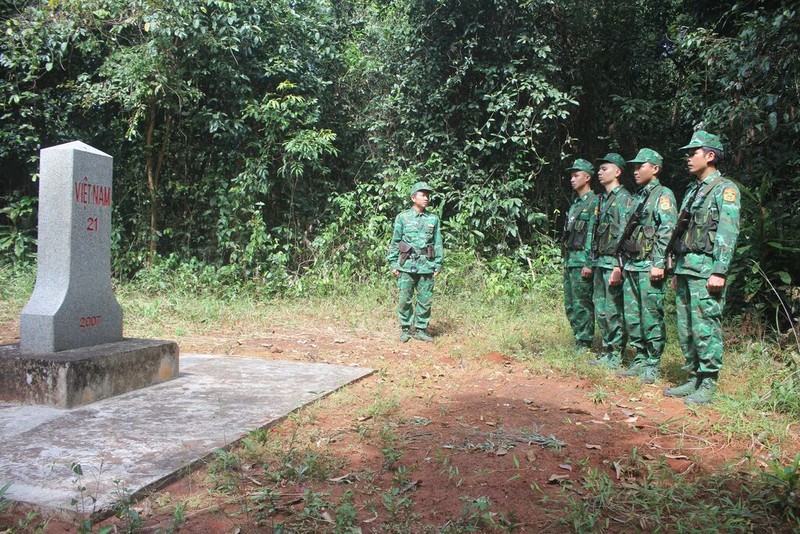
[79,315,102,328]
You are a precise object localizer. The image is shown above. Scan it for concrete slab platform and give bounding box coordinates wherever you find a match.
[0,354,373,514]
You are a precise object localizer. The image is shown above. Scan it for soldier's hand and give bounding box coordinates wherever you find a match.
[707,274,726,293]
[392,269,400,277]
[434,270,440,277]
[581,267,593,279]
[609,267,623,286]
[650,267,665,283]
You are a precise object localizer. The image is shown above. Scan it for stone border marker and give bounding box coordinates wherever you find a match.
[0,141,178,408]
[20,141,122,353]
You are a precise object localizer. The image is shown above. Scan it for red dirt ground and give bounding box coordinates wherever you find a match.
[1,320,796,533]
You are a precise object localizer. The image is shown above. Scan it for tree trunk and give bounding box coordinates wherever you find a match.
[144,102,172,263]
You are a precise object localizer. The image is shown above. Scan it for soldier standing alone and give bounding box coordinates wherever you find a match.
[664,131,741,404]
[387,182,444,343]
[618,149,677,383]
[562,159,598,352]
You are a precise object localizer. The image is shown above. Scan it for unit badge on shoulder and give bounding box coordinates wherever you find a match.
[659,197,672,211]
[722,188,737,202]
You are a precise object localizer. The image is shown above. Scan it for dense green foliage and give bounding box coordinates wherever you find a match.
[1,0,798,323]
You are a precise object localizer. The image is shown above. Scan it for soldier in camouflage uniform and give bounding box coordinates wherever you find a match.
[562,159,598,352]
[387,181,444,343]
[664,131,741,404]
[589,153,632,369]
[618,149,677,383]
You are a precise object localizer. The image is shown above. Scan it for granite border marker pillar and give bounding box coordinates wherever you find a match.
[20,141,123,353]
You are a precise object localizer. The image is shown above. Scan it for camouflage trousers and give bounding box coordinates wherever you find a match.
[563,267,595,345]
[675,274,725,373]
[397,272,434,329]
[593,266,627,356]
[622,270,666,365]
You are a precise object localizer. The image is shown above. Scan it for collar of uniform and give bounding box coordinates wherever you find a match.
[578,190,593,201]
[639,179,660,195]
[698,170,721,185]
[608,184,624,196]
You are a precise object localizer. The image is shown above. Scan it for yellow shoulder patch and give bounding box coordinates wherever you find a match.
[659,197,672,211]
[722,188,737,202]
[594,205,599,215]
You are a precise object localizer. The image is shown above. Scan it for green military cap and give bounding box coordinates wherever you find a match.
[565,158,594,174]
[627,148,663,167]
[595,153,626,170]
[678,130,724,152]
[410,181,433,196]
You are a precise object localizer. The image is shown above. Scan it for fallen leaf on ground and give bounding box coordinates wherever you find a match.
[585,444,601,449]
[399,480,421,493]
[328,474,355,484]
[559,464,573,471]
[548,474,570,483]
[613,461,623,479]
[561,407,592,415]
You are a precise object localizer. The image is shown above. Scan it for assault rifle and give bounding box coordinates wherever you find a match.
[664,207,691,273]
[614,209,643,271]
[613,188,655,271]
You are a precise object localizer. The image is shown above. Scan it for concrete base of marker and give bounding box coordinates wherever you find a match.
[0,339,179,408]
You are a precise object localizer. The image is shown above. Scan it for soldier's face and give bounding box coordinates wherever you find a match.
[597,163,620,186]
[686,148,712,176]
[570,171,590,191]
[633,162,658,185]
[412,191,430,210]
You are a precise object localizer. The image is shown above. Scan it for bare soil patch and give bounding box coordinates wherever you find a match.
[0,318,789,532]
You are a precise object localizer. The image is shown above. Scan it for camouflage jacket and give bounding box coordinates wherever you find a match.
[593,184,632,269]
[622,180,677,272]
[387,208,444,274]
[563,190,597,269]
[674,171,741,278]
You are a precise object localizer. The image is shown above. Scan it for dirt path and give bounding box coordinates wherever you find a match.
[0,319,777,532]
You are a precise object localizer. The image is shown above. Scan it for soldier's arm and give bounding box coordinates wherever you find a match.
[432,216,444,272]
[711,183,741,277]
[612,195,633,251]
[651,192,678,269]
[583,196,598,268]
[387,214,404,269]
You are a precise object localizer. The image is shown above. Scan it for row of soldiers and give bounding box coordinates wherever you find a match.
[563,131,741,405]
